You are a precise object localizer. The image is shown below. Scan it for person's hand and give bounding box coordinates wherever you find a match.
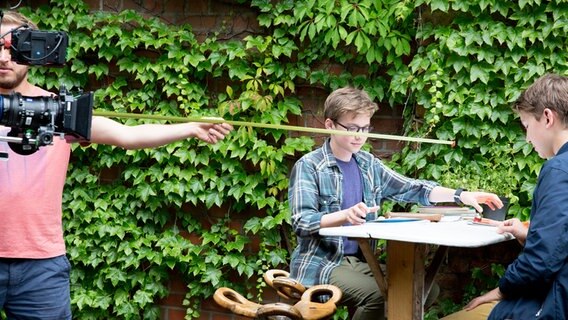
[460,191,503,213]
[497,218,529,244]
[464,287,503,311]
[194,123,233,144]
[343,203,379,225]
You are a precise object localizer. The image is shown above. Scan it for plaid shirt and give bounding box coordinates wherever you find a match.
[288,139,438,286]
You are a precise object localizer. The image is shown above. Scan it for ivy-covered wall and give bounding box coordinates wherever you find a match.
[12,0,566,319]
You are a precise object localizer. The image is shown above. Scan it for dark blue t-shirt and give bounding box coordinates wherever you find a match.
[336,157,363,255]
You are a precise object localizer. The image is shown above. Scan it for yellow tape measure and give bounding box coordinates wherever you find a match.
[93,110,455,146]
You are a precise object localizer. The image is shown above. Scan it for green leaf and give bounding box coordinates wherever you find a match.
[470,64,489,84]
[430,0,450,12]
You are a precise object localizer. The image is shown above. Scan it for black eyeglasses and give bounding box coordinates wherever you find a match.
[334,121,373,133]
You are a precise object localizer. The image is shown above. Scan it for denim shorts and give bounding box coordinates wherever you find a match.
[0,255,72,320]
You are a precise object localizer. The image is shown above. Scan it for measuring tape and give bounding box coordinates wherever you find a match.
[93,110,455,146]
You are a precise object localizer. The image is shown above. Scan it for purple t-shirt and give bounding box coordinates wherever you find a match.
[336,157,363,255]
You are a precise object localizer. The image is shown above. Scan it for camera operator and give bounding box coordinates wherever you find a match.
[0,11,233,319]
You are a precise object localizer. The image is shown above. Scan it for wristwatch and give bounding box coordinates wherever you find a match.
[453,188,466,205]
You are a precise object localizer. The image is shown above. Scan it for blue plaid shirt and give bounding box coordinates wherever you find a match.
[288,139,438,286]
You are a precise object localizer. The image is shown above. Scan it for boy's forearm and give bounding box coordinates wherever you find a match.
[428,186,456,203]
[320,210,347,228]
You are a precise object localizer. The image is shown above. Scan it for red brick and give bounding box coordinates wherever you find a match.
[202,297,228,312]
[98,166,122,183]
[229,219,243,232]
[185,16,219,33]
[228,16,261,37]
[352,64,369,76]
[209,0,251,15]
[392,104,405,117]
[328,63,345,76]
[186,232,202,245]
[375,105,397,117]
[83,0,100,10]
[160,293,185,307]
[162,0,196,14]
[129,0,156,11]
[249,235,261,252]
[100,0,124,12]
[208,204,231,218]
[167,308,189,320]
[185,1,209,15]
[168,271,189,293]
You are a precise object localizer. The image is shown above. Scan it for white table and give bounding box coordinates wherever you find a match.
[319,219,514,320]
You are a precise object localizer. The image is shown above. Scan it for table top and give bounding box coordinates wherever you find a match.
[319,219,514,247]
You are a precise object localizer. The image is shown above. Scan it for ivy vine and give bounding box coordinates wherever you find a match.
[15,0,560,318]
[389,0,566,221]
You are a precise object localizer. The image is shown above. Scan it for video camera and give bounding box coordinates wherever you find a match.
[0,86,93,155]
[0,20,93,156]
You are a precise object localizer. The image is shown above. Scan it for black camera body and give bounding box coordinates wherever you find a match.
[10,28,68,66]
[0,86,93,155]
[0,23,93,156]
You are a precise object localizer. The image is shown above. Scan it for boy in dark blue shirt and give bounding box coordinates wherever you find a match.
[443,73,568,319]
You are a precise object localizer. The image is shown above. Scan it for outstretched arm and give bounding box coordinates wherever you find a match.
[428,186,503,213]
[88,116,233,149]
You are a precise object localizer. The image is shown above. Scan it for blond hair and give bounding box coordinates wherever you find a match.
[324,87,378,121]
[1,11,38,30]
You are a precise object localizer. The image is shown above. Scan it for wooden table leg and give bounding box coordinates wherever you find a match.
[356,239,388,298]
[386,241,426,320]
[424,245,448,299]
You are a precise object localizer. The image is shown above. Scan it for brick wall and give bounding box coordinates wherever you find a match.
[76,1,388,318]
[86,0,259,40]
[83,2,403,318]
[81,0,407,161]
[29,1,518,318]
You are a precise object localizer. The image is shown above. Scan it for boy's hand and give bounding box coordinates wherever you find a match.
[463,287,503,311]
[461,191,503,213]
[497,218,529,245]
[343,203,379,225]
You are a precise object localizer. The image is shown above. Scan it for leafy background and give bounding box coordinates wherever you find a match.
[13,0,565,318]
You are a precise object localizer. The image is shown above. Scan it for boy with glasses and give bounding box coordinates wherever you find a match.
[288,87,503,320]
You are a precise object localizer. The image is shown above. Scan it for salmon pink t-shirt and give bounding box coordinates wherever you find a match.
[0,127,71,258]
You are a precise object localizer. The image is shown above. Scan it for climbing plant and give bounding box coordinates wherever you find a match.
[389,0,568,221]
[17,0,564,318]
[25,1,314,318]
